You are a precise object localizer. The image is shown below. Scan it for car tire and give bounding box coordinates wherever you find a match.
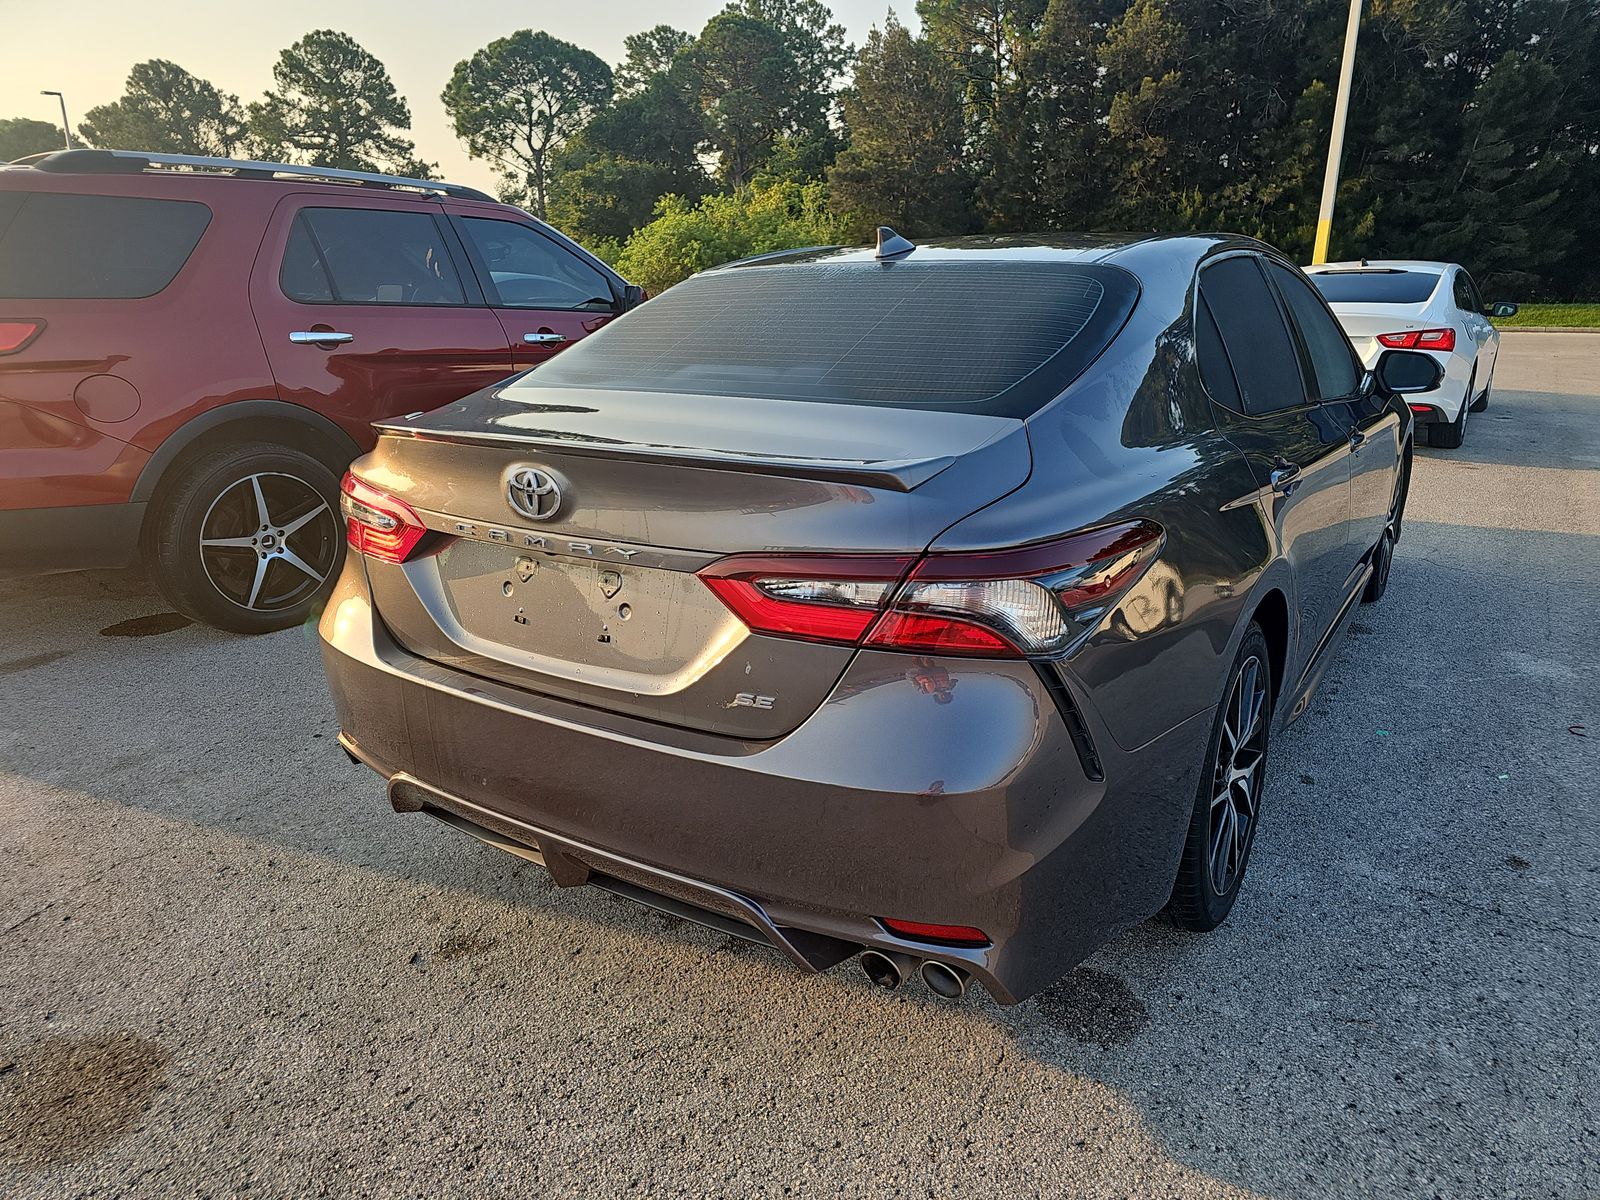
[1361,526,1395,604]
[1167,623,1274,932]
[1430,369,1471,449]
[143,441,345,634]
[1469,377,1491,413]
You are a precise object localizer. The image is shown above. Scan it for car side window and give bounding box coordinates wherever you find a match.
[459,217,614,310]
[1196,256,1309,415]
[282,207,466,306]
[1456,271,1484,314]
[1265,261,1361,401]
[1194,292,1243,410]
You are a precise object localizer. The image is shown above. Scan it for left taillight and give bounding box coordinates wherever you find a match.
[699,520,1164,659]
[0,320,44,355]
[340,471,427,563]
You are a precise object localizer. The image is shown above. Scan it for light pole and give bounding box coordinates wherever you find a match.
[1311,0,1363,265]
[40,90,73,150]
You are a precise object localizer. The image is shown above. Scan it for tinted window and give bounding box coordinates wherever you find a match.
[280,215,333,303]
[461,218,613,309]
[1267,261,1361,401]
[0,192,210,299]
[1195,294,1241,410]
[1308,270,1440,305]
[1197,257,1307,415]
[293,208,465,305]
[1453,271,1483,314]
[523,261,1139,416]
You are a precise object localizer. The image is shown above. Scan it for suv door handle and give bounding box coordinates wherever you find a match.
[1269,464,1302,495]
[289,331,354,346]
[1348,429,1367,452]
[523,331,567,345]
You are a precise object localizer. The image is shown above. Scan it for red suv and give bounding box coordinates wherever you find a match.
[0,149,638,631]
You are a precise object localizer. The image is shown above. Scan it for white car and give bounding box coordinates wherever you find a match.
[1304,260,1517,448]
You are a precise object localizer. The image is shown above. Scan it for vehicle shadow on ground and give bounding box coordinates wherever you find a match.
[4,508,1595,1199]
[1418,388,1600,470]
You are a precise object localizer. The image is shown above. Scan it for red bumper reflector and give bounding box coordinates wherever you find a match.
[880,918,991,947]
[0,320,43,354]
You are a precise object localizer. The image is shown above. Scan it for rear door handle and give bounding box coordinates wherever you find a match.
[1270,464,1302,495]
[523,332,567,345]
[289,331,354,346]
[1348,429,1367,452]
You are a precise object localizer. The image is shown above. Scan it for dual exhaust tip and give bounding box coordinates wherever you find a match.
[860,949,969,1000]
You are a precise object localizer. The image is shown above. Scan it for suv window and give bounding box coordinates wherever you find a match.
[459,218,614,310]
[522,261,1141,416]
[1197,256,1308,414]
[0,192,210,299]
[1266,261,1361,401]
[282,208,465,306]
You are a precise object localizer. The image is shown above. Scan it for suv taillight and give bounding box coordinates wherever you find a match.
[699,521,1164,659]
[1377,327,1455,351]
[340,472,427,563]
[0,320,43,355]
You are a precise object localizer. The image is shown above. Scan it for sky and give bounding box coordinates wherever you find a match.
[4,0,910,191]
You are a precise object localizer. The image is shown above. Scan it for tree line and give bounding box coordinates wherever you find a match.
[5,1,1596,299]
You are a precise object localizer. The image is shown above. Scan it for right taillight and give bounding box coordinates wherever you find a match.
[699,520,1164,658]
[340,471,427,563]
[1377,327,1456,351]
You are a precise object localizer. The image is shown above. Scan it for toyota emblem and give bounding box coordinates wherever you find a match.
[507,467,561,521]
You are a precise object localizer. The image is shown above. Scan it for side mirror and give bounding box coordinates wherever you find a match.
[1375,348,1445,394]
[1487,301,1519,318]
[618,284,647,312]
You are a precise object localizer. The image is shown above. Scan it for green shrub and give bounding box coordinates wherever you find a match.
[613,180,847,294]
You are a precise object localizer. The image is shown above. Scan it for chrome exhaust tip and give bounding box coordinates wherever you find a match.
[860,949,914,990]
[919,959,970,1000]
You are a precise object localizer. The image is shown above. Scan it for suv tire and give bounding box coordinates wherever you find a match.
[144,441,344,634]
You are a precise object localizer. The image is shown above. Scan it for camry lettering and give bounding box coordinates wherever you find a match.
[450,522,639,559]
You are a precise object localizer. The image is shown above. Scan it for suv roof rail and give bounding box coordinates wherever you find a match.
[21,149,497,203]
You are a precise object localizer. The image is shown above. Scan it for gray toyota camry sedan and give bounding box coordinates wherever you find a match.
[320,231,1444,1004]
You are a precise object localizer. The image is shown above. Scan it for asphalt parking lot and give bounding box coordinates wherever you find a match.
[2,333,1596,1199]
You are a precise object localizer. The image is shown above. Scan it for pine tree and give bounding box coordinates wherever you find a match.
[827,17,977,238]
[80,61,246,157]
[249,31,428,175]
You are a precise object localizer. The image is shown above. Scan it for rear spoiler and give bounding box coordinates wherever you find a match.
[370,418,957,492]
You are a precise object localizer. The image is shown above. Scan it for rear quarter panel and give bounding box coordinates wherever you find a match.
[0,174,280,507]
[928,247,1272,752]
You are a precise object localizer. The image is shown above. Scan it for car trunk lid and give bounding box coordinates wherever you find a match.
[1326,303,1432,363]
[355,382,1032,738]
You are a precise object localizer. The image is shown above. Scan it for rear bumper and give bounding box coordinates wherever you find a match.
[0,502,144,578]
[319,561,1213,1003]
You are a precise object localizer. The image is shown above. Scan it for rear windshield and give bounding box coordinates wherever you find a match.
[520,260,1139,416]
[1308,269,1440,305]
[0,192,211,299]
